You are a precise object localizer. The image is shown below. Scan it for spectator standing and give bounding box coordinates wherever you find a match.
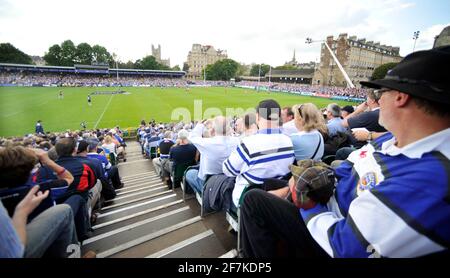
[35,120,44,135]
[185,116,240,194]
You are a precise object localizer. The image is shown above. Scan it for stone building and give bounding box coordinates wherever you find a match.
[186,44,227,79]
[313,33,403,87]
[434,26,450,48]
[152,44,170,67]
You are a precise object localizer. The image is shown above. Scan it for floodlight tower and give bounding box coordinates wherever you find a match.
[257,63,261,91]
[306,37,355,88]
[413,31,420,52]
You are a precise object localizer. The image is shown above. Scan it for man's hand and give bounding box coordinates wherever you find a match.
[354,101,368,114]
[268,186,290,199]
[32,148,51,165]
[14,186,49,217]
[352,129,370,141]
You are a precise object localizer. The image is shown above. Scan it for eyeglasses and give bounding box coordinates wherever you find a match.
[374,88,392,95]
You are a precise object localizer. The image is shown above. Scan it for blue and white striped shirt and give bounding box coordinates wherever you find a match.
[223,128,295,206]
[301,128,450,258]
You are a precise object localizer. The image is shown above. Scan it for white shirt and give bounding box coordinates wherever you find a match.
[282,120,299,136]
[189,123,240,180]
[378,127,450,159]
[102,143,116,154]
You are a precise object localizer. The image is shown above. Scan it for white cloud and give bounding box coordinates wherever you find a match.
[414,23,450,51]
[0,0,439,68]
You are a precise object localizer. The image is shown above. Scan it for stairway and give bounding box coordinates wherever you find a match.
[81,141,237,258]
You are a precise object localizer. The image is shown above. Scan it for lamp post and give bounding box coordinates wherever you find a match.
[306,37,355,88]
[203,52,207,84]
[112,53,119,90]
[413,31,420,52]
[257,63,261,91]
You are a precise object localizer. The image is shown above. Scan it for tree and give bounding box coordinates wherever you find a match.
[134,55,172,70]
[0,43,33,64]
[205,59,239,81]
[158,63,171,70]
[92,44,113,66]
[75,42,93,64]
[60,40,77,66]
[172,65,181,71]
[43,44,62,66]
[371,63,398,80]
[43,40,113,66]
[236,63,250,77]
[250,64,271,77]
[118,60,135,69]
[182,62,189,72]
[135,55,159,70]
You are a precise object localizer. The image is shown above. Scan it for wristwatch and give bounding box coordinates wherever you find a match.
[367,132,373,141]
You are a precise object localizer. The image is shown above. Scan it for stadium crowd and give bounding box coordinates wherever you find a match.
[0,127,128,257]
[0,72,189,87]
[237,81,369,98]
[1,46,449,258]
[2,71,365,98]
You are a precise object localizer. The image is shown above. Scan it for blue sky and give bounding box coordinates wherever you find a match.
[0,0,448,67]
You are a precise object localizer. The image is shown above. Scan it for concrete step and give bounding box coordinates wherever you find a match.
[84,141,238,258]
[82,206,198,254]
[122,176,160,186]
[94,216,203,258]
[91,200,186,236]
[122,172,156,181]
[116,181,165,195]
[101,189,172,211]
[110,221,209,258]
[105,185,167,204]
[219,249,238,258]
[95,193,179,224]
[146,229,226,258]
[118,162,154,175]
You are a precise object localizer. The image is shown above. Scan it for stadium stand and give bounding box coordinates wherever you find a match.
[1,47,449,258]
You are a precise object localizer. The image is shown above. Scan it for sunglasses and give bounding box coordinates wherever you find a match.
[297,104,304,118]
[374,88,392,95]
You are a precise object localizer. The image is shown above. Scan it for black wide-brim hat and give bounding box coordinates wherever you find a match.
[361,46,450,104]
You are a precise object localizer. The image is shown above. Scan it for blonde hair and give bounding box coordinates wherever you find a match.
[104,135,113,144]
[293,103,327,134]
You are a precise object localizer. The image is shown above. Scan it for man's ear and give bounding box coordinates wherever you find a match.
[394,91,411,108]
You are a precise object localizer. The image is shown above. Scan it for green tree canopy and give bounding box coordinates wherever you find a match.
[0,43,33,64]
[205,59,239,81]
[250,64,271,77]
[182,62,189,72]
[75,42,93,64]
[135,55,160,70]
[118,60,135,69]
[44,41,113,66]
[172,65,181,71]
[371,62,398,80]
[60,40,76,66]
[236,63,250,77]
[43,44,62,66]
[92,44,113,66]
